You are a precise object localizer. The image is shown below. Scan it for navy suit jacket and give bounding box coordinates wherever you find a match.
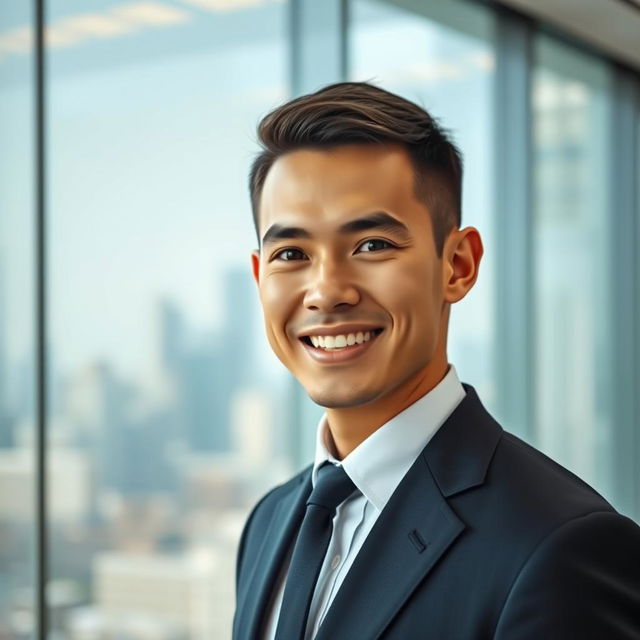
[233,383,640,639]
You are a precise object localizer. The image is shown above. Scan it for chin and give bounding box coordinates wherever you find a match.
[306,385,382,409]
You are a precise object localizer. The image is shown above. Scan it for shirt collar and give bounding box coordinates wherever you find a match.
[311,364,466,512]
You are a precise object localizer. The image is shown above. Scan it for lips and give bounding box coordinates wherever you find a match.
[299,328,384,364]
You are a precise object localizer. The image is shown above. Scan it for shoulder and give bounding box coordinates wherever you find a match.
[480,431,640,635]
[235,463,312,584]
[445,422,629,590]
[488,428,617,524]
[244,463,313,529]
[493,510,640,637]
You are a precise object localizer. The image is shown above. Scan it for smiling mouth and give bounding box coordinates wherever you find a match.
[300,328,384,351]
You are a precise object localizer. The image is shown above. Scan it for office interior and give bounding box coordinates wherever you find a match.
[1,0,639,637]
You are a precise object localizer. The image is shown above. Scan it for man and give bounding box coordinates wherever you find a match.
[233,81,640,639]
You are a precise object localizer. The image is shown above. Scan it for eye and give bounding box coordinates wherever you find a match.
[356,238,395,253]
[273,247,307,262]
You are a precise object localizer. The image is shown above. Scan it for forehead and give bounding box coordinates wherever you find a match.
[258,143,422,230]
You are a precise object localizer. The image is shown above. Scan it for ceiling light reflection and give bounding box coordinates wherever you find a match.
[60,13,137,38]
[111,2,191,26]
[0,27,33,54]
[178,0,277,12]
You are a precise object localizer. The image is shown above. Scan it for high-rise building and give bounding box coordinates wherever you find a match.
[65,549,234,639]
[164,268,261,453]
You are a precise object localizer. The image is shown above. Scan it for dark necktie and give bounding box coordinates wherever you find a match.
[274,462,357,640]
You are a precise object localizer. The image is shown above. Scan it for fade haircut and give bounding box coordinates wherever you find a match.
[248,81,463,258]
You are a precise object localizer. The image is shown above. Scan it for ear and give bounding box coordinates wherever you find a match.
[442,226,483,304]
[251,250,260,286]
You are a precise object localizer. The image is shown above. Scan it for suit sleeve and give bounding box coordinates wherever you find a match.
[493,511,640,640]
[233,486,281,640]
[235,496,259,595]
[235,487,278,596]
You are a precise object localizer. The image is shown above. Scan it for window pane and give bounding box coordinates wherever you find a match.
[0,3,37,636]
[349,0,497,406]
[46,1,290,636]
[532,34,614,503]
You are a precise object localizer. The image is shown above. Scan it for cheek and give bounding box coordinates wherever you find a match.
[259,277,298,347]
[372,259,439,328]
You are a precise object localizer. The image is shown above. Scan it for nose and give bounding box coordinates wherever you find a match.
[303,257,360,312]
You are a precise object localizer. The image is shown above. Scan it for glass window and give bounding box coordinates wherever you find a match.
[532,34,614,502]
[348,0,497,407]
[0,3,37,635]
[45,1,289,636]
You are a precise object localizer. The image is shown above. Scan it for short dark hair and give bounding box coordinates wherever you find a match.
[248,81,463,257]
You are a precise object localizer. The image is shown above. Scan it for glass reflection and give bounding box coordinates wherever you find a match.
[0,3,37,637]
[45,1,288,636]
[532,34,614,502]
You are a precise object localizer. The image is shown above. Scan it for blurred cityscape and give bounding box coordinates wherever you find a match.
[2,0,637,637]
[0,266,293,639]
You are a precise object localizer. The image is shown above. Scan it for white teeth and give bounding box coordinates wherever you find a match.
[307,330,380,350]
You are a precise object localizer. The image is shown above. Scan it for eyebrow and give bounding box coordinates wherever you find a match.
[261,211,412,247]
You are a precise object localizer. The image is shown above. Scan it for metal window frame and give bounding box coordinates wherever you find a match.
[493,7,536,442]
[34,0,48,637]
[610,66,640,519]
[290,0,348,96]
[636,77,640,521]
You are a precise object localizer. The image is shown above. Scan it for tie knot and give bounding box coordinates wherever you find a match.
[308,462,356,513]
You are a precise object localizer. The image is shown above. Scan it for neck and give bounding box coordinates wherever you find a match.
[326,353,449,460]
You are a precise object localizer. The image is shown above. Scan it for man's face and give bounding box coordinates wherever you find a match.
[251,143,448,409]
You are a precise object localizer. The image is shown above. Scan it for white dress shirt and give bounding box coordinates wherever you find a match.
[263,364,466,640]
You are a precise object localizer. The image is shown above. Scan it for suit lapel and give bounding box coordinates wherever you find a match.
[316,383,502,640]
[235,469,312,640]
[315,454,464,640]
